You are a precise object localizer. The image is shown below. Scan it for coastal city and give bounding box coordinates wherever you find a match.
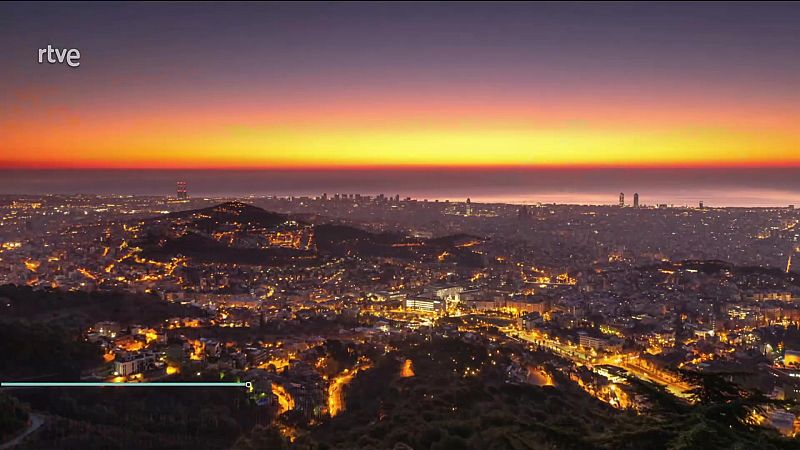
[2,183,800,448]
[4,3,800,448]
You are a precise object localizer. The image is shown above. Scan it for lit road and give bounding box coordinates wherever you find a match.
[328,361,372,417]
[512,330,690,399]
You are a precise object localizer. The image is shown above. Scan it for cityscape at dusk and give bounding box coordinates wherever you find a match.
[2,2,800,450]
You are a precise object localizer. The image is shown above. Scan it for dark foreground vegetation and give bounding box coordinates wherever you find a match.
[234,335,800,450]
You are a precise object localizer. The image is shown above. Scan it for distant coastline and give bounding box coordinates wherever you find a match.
[1,167,799,207]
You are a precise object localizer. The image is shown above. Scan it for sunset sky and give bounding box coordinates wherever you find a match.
[2,2,800,169]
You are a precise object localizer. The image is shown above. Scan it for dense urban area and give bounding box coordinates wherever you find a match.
[2,187,800,449]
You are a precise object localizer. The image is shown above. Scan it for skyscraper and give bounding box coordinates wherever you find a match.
[633,193,639,208]
[176,181,188,200]
[518,205,530,220]
[619,192,625,207]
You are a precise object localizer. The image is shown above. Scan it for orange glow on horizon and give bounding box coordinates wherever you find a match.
[3,91,800,169]
[3,124,800,169]
[4,3,800,171]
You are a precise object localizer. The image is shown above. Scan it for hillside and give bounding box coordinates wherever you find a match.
[137,202,486,266]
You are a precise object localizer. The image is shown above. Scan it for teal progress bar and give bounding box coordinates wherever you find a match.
[1,382,251,388]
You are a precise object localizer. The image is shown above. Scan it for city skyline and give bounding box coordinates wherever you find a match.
[2,166,800,207]
[3,4,800,448]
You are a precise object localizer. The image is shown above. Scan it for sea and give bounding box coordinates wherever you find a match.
[1,167,799,208]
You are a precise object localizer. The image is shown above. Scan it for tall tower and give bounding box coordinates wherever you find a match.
[619,192,625,207]
[176,181,188,200]
[633,193,639,208]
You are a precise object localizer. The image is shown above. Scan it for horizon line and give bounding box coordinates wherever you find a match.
[3,162,800,171]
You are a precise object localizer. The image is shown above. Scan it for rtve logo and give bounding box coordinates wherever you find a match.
[38,45,81,68]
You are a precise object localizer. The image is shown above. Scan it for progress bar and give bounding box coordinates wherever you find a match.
[1,382,251,389]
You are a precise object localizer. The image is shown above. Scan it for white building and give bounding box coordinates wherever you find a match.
[405,296,445,313]
[114,352,157,377]
[578,332,608,350]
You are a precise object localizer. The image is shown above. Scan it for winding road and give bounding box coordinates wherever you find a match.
[0,413,44,449]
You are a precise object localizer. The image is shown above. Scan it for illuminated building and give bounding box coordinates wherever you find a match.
[94,321,122,338]
[405,296,444,313]
[785,350,800,366]
[503,298,549,317]
[578,332,609,350]
[176,181,188,199]
[619,192,625,207]
[745,291,794,303]
[428,285,465,310]
[113,352,157,377]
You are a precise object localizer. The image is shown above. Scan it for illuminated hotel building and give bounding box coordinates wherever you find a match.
[176,181,188,200]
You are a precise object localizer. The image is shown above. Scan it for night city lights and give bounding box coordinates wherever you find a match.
[2,2,800,450]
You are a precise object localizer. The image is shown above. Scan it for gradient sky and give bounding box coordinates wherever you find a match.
[1,2,800,169]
